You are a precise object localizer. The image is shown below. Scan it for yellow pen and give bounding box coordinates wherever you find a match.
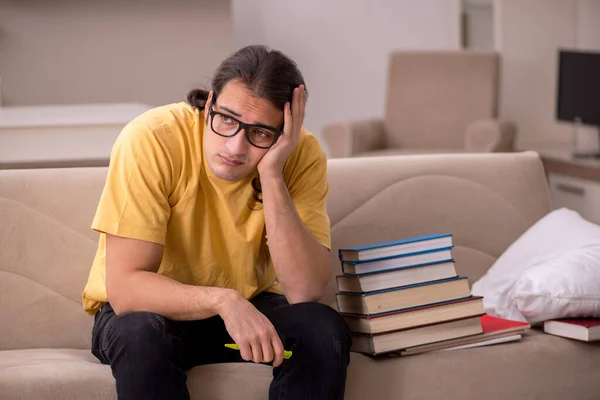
[224,343,293,359]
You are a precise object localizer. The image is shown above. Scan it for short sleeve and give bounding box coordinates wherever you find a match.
[284,132,331,250]
[91,122,174,245]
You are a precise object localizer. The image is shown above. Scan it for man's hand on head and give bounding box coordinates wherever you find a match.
[256,85,306,180]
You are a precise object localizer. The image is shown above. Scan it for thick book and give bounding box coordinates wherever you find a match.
[339,233,453,262]
[342,296,484,335]
[337,261,457,293]
[341,247,453,276]
[543,318,600,342]
[400,314,530,356]
[336,276,471,315]
[351,316,483,355]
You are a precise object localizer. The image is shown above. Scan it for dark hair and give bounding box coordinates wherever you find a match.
[187,44,307,111]
[187,45,307,208]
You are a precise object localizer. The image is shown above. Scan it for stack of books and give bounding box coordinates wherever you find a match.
[335,233,490,356]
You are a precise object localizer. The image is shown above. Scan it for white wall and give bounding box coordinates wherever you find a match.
[577,0,600,49]
[0,0,233,107]
[496,0,600,151]
[231,0,462,151]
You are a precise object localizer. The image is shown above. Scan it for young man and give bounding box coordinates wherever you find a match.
[82,45,351,399]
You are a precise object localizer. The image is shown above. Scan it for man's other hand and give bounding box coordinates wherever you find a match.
[218,290,285,367]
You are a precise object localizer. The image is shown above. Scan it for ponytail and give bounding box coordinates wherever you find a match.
[186,89,210,110]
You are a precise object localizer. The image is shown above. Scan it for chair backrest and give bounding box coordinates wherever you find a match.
[383,51,499,150]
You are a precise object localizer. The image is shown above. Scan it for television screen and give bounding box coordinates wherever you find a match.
[556,49,600,127]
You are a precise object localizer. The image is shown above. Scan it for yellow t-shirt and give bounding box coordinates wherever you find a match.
[82,101,331,315]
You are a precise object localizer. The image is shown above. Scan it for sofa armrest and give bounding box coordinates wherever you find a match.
[322,118,385,158]
[464,119,517,153]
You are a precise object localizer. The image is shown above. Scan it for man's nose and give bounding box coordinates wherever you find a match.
[225,129,249,155]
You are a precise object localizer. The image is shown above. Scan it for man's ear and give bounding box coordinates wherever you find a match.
[204,91,214,122]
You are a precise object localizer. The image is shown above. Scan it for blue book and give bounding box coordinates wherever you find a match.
[335,276,471,316]
[341,246,453,276]
[339,233,453,262]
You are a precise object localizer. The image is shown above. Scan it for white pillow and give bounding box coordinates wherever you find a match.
[495,245,600,324]
[471,208,600,315]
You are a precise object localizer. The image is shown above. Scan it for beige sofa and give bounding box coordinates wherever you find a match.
[322,51,516,158]
[2,151,600,399]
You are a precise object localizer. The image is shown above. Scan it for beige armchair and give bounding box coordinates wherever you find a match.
[323,51,517,158]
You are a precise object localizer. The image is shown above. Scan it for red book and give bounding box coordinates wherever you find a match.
[543,318,600,342]
[481,314,530,334]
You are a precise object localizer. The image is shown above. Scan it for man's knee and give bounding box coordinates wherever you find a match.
[103,311,176,360]
[290,302,351,360]
[97,310,189,396]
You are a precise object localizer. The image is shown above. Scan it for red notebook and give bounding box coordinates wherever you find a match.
[482,314,530,334]
[543,319,600,342]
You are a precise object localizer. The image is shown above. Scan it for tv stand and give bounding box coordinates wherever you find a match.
[537,148,600,225]
[571,126,600,160]
[572,151,600,160]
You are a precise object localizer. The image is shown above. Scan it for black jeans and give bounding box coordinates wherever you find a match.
[91,292,351,399]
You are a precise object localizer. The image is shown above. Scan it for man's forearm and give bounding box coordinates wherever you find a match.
[261,175,331,304]
[109,271,235,320]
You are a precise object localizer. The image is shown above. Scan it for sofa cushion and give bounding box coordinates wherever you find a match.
[4,333,600,400]
[0,168,105,350]
[324,152,550,306]
[0,349,272,400]
[0,349,116,400]
[345,329,600,400]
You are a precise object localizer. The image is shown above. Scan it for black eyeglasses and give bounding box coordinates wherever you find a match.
[208,99,282,149]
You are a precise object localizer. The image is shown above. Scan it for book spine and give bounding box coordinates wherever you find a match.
[337,276,362,293]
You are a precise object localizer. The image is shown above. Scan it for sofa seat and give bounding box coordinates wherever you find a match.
[346,329,600,399]
[0,349,272,400]
[3,329,600,400]
[356,148,466,157]
[0,349,116,400]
